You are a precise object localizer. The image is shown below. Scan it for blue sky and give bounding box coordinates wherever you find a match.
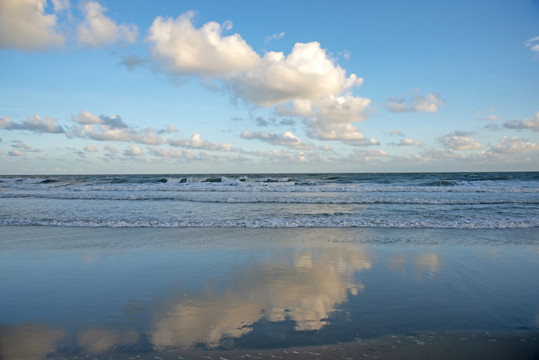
[1,0,538,174]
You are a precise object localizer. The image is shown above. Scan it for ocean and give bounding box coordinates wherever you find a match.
[1,172,538,228]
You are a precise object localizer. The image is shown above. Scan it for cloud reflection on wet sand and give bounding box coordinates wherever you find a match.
[0,325,65,360]
[150,245,371,349]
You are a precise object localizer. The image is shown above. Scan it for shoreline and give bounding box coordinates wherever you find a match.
[1,226,538,248]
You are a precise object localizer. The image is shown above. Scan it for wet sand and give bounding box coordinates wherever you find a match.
[1,227,538,360]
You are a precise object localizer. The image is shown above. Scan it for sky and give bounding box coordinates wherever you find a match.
[0,0,538,174]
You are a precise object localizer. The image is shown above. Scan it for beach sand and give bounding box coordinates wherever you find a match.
[1,226,538,360]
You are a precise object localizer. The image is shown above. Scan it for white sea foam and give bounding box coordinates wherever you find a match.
[1,173,537,229]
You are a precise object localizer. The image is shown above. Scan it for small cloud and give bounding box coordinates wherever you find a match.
[265,31,285,42]
[476,115,499,121]
[385,93,444,113]
[394,138,423,146]
[338,50,351,60]
[524,35,539,55]
[484,124,502,132]
[384,95,408,113]
[77,1,138,48]
[349,148,387,162]
[503,112,539,132]
[436,131,482,150]
[149,147,184,159]
[157,125,179,134]
[85,144,98,152]
[120,54,147,71]
[104,144,119,153]
[70,111,167,145]
[123,145,143,156]
[168,133,232,152]
[388,129,404,137]
[11,140,33,151]
[279,118,296,126]
[8,148,27,157]
[241,130,315,150]
[490,136,539,155]
[412,93,444,113]
[255,117,270,127]
[0,115,64,133]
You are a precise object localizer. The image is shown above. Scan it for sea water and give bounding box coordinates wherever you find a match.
[1,172,538,228]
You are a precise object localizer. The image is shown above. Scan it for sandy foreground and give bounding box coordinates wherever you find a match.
[1,226,538,360]
[1,328,538,360]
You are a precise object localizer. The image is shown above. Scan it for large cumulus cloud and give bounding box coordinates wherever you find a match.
[147,12,375,145]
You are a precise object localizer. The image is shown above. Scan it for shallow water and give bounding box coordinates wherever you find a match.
[1,227,538,359]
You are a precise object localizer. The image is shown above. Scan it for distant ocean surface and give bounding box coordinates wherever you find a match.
[1,172,538,229]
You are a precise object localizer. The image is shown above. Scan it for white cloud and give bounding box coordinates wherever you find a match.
[412,93,444,113]
[123,145,143,156]
[231,42,362,107]
[525,35,539,54]
[308,95,376,145]
[437,131,483,150]
[8,148,27,157]
[0,0,64,51]
[484,124,502,132]
[104,144,118,153]
[503,112,539,132]
[148,147,184,159]
[70,111,168,145]
[147,12,373,146]
[477,115,499,121]
[349,148,387,161]
[338,50,351,60]
[150,246,370,349]
[8,140,40,156]
[491,136,539,155]
[11,140,32,150]
[385,93,445,113]
[0,115,64,133]
[168,133,232,152]
[388,129,404,137]
[395,138,423,146]
[158,125,179,134]
[241,130,314,150]
[71,110,102,125]
[85,144,98,152]
[77,1,138,48]
[51,0,69,12]
[148,11,260,76]
[384,95,408,113]
[0,117,11,127]
[385,102,409,113]
[265,31,285,42]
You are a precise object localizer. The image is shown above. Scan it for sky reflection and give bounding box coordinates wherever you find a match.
[150,245,371,349]
[1,228,538,358]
